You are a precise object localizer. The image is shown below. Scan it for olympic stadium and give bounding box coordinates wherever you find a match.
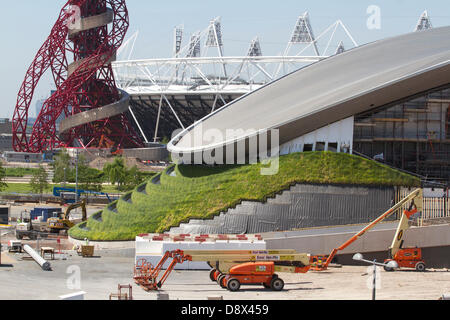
[112,13,358,143]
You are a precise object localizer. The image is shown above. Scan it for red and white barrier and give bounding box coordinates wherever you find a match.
[135,234,266,270]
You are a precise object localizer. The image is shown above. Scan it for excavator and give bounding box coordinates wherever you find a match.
[311,188,426,272]
[47,199,88,234]
[16,199,88,239]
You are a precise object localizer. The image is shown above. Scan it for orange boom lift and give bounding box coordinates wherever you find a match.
[383,198,426,272]
[134,249,311,292]
[312,189,424,272]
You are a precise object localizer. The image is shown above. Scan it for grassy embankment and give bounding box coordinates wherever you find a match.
[5,168,41,177]
[69,152,421,241]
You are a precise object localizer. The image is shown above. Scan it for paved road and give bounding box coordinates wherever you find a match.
[0,251,448,300]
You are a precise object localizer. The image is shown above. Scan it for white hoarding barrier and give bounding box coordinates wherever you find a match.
[135,234,267,270]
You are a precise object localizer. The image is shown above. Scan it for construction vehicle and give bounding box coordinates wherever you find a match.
[16,200,87,239]
[134,249,311,292]
[16,218,49,240]
[383,197,426,272]
[311,188,425,272]
[47,199,87,234]
[217,262,286,292]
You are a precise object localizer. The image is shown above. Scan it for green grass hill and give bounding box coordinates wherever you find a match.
[69,152,421,241]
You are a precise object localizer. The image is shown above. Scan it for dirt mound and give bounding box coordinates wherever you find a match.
[88,157,164,172]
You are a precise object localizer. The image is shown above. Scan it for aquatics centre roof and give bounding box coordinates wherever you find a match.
[168,26,450,156]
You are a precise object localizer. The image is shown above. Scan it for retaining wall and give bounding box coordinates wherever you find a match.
[170,184,396,235]
[265,223,450,268]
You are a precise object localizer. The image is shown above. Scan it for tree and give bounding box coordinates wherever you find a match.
[0,162,7,192]
[52,148,72,184]
[30,165,49,201]
[123,165,146,191]
[79,165,104,192]
[103,157,156,192]
[103,157,127,191]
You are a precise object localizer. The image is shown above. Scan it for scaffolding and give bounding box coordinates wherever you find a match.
[353,85,450,183]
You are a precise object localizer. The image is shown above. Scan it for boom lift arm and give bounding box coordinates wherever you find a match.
[134,250,192,291]
[389,197,422,258]
[314,189,423,271]
[382,194,427,272]
[134,249,311,291]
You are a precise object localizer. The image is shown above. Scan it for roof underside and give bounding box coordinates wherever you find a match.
[169,26,450,154]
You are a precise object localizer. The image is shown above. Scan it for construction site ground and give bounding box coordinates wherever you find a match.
[1,203,449,301]
[0,250,448,300]
[5,202,105,221]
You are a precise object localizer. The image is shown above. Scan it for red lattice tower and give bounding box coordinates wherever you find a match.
[12,0,143,153]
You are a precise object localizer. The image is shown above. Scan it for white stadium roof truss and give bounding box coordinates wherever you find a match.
[112,11,432,143]
[113,14,358,96]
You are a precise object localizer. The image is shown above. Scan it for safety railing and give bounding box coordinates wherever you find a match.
[396,188,449,226]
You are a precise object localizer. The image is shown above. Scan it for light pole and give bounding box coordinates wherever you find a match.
[63,167,67,187]
[353,253,398,300]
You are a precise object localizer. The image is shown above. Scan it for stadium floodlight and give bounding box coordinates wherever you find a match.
[415,10,432,32]
[206,17,223,47]
[205,17,227,77]
[187,32,201,57]
[335,41,345,55]
[286,12,320,56]
[290,12,315,43]
[173,25,184,58]
[248,37,262,57]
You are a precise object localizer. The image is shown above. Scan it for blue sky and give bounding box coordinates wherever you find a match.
[1,0,450,118]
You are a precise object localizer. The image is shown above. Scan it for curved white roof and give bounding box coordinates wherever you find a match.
[169,27,450,156]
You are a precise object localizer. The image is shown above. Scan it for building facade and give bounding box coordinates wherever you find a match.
[353,85,450,183]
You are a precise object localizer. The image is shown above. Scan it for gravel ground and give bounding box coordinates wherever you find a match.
[0,251,448,301]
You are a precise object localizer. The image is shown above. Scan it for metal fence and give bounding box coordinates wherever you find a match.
[422,197,450,220]
[396,188,450,225]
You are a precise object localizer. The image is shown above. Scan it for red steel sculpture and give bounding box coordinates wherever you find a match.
[12,0,143,153]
